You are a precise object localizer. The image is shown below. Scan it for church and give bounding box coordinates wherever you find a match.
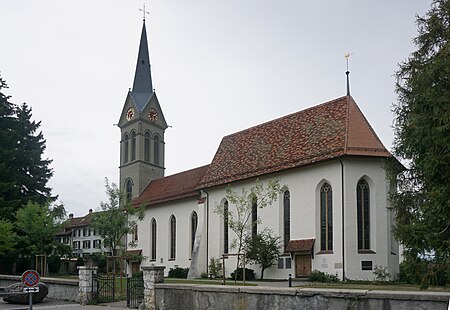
[118,20,399,280]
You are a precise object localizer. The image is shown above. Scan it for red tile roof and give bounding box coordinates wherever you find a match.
[199,96,390,189]
[285,239,315,253]
[132,165,209,207]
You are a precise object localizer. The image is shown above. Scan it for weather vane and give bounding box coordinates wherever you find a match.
[139,3,150,21]
[344,53,353,96]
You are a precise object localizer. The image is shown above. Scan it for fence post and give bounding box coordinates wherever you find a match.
[78,266,98,305]
[141,265,165,310]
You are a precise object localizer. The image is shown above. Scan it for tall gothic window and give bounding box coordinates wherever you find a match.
[357,179,370,250]
[191,212,198,254]
[126,179,133,202]
[224,200,229,254]
[123,133,129,164]
[251,195,257,238]
[144,132,151,162]
[169,215,176,259]
[154,135,160,165]
[131,131,136,161]
[283,190,291,250]
[320,183,333,251]
[151,218,157,260]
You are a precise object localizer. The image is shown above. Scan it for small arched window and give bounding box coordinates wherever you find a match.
[169,215,176,259]
[154,135,160,165]
[357,179,370,250]
[151,218,157,260]
[191,212,198,254]
[126,179,133,202]
[251,195,258,238]
[283,190,291,250]
[224,200,229,254]
[144,132,151,162]
[131,131,136,161]
[320,183,333,251]
[123,133,129,164]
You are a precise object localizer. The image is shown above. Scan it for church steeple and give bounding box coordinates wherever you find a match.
[132,21,153,94]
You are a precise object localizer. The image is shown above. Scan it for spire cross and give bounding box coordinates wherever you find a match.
[139,3,150,21]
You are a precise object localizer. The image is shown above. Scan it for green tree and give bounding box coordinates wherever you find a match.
[0,220,17,256]
[389,0,449,287]
[90,179,145,257]
[244,229,281,279]
[0,75,55,221]
[214,179,280,281]
[15,202,66,255]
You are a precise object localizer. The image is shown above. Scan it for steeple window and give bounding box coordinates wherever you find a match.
[123,133,129,164]
[144,131,151,162]
[131,131,136,161]
[154,134,160,165]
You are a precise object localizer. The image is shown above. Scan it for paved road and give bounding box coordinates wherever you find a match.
[0,298,128,309]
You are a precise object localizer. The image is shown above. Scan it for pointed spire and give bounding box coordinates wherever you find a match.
[344,53,351,96]
[132,21,153,94]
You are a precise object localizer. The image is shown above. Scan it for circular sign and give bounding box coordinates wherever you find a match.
[22,270,40,287]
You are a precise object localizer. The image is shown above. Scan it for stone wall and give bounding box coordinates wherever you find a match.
[154,284,450,310]
[0,275,78,302]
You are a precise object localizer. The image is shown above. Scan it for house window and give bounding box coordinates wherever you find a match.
[83,228,90,237]
[278,258,284,269]
[131,131,136,161]
[285,257,292,269]
[132,225,138,242]
[191,212,198,254]
[126,179,133,202]
[73,241,80,250]
[151,218,157,261]
[224,200,229,254]
[154,135,160,165]
[123,133,129,164]
[357,179,370,250]
[251,195,257,238]
[144,132,151,162]
[283,190,291,250]
[169,215,176,260]
[320,183,333,251]
[82,240,91,249]
[93,240,101,249]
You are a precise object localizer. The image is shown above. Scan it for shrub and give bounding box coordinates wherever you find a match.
[230,268,255,281]
[373,265,390,282]
[200,272,209,279]
[47,255,62,274]
[309,270,339,283]
[75,256,85,267]
[208,257,222,278]
[132,270,143,278]
[168,267,189,279]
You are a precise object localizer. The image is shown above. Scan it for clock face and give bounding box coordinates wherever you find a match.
[126,108,135,121]
[148,108,158,122]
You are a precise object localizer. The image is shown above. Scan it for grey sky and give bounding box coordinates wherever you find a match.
[0,1,430,216]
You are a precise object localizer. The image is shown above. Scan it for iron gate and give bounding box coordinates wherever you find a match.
[126,275,144,308]
[93,273,115,303]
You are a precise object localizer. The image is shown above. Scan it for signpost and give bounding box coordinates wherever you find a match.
[21,270,40,310]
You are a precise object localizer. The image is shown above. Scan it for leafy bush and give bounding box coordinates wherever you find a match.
[47,255,62,274]
[132,270,143,278]
[75,256,85,267]
[200,272,209,279]
[230,268,255,281]
[168,267,189,279]
[89,253,107,273]
[309,270,339,283]
[373,265,390,282]
[208,257,222,278]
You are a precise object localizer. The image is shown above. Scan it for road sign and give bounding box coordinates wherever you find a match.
[23,287,39,293]
[22,270,40,287]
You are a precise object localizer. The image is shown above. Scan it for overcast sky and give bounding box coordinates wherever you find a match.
[1,1,430,217]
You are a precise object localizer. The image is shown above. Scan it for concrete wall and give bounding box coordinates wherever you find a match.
[0,275,78,302]
[154,284,450,310]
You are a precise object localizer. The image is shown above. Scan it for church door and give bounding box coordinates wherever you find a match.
[295,255,311,277]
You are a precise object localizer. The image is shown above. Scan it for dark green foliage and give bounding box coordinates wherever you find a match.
[308,270,339,283]
[16,256,32,274]
[89,253,107,273]
[132,270,143,278]
[389,0,450,288]
[76,256,85,267]
[47,255,62,274]
[168,267,189,279]
[230,268,255,281]
[244,229,281,279]
[399,259,450,287]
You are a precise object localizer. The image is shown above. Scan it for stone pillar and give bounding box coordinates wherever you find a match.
[78,266,98,305]
[140,265,165,310]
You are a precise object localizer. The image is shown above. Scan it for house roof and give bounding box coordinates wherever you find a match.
[132,165,210,207]
[285,239,315,253]
[199,96,390,189]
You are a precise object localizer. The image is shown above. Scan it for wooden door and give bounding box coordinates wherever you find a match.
[295,255,311,277]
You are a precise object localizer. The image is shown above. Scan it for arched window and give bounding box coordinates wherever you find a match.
[320,183,333,251]
[151,218,157,260]
[169,215,176,260]
[191,212,198,254]
[283,190,291,250]
[126,179,133,202]
[357,179,370,250]
[123,133,129,164]
[131,131,136,161]
[154,135,160,165]
[144,132,151,162]
[224,200,229,254]
[251,195,258,238]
